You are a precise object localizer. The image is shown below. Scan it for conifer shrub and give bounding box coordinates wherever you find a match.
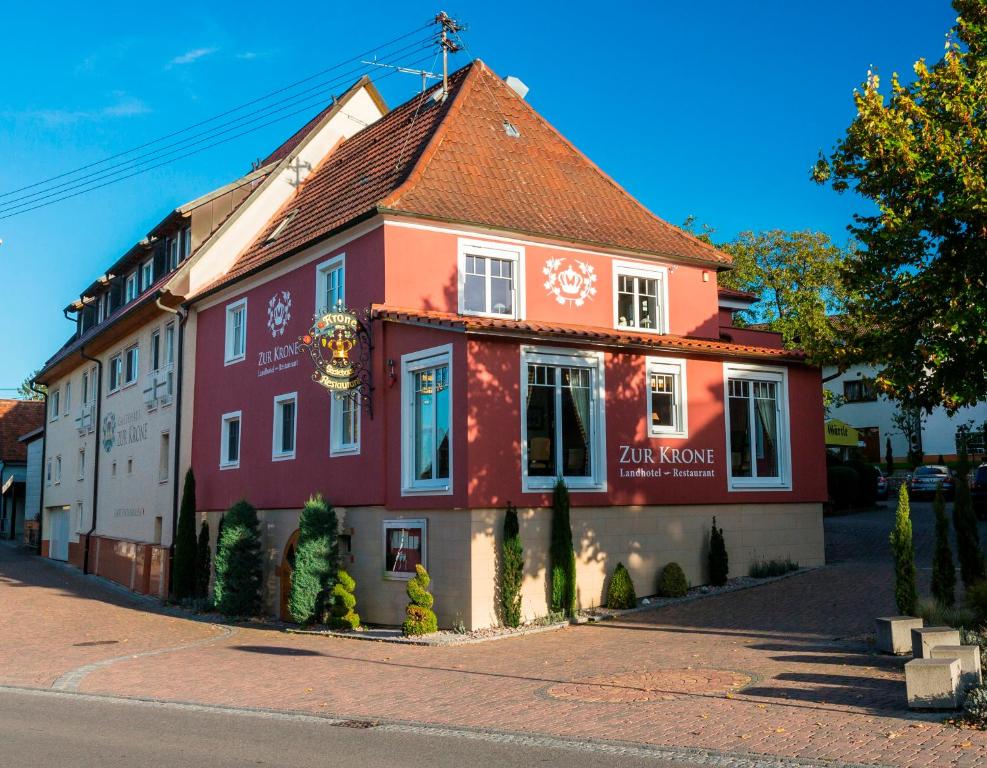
[288,495,339,625]
[402,564,438,636]
[172,469,198,601]
[606,562,637,609]
[708,517,729,586]
[328,569,360,630]
[827,465,860,510]
[890,484,918,616]
[930,486,956,608]
[549,477,576,617]
[846,460,879,507]
[500,502,524,628]
[213,499,263,618]
[885,437,894,478]
[967,582,987,628]
[657,562,688,597]
[953,474,986,588]
[195,519,211,600]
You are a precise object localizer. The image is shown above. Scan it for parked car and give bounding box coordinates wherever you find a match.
[907,465,955,500]
[971,463,987,519]
[875,466,889,501]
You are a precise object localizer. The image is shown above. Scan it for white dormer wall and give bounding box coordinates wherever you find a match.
[181,86,386,297]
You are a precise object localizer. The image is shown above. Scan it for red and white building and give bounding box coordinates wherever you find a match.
[186,62,826,628]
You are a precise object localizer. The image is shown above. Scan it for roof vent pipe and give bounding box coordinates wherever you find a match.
[504,76,529,99]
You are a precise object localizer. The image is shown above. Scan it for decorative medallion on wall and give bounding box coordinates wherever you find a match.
[267,290,292,337]
[299,306,374,416]
[543,257,597,306]
[101,412,116,453]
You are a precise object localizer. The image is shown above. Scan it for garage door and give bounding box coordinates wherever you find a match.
[49,509,69,561]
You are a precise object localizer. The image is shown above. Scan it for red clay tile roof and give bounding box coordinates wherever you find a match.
[372,305,806,361]
[0,400,44,464]
[717,286,758,303]
[209,60,731,295]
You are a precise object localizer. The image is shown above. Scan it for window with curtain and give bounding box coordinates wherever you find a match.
[614,263,667,333]
[225,299,247,363]
[458,241,522,319]
[401,347,453,494]
[317,256,345,313]
[647,358,687,437]
[726,366,789,489]
[330,393,360,456]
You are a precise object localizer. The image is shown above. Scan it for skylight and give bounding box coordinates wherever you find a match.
[266,209,299,242]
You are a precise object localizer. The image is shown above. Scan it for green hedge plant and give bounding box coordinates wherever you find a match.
[606,562,636,609]
[708,517,729,586]
[172,469,198,601]
[890,484,918,616]
[214,499,263,617]
[500,502,523,628]
[930,485,956,608]
[402,564,438,636]
[953,474,986,588]
[288,495,339,625]
[195,519,211,600]
[549,478,576,617]
[657,562,688,598]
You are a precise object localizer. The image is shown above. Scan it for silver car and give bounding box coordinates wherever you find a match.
[907,465,955,500]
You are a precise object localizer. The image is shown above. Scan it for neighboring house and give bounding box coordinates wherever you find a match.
[18,427,44,548]
[0,400,45,543]
[823,364,987,464]
[186,61,827,629]
[34,76,388,592]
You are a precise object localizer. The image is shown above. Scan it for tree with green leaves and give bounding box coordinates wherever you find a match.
[813,1,987,412]
[172,469,198,602]
[16,370,45,400]
[890,484,918,616]
[885,437,894,477]
[718,230,856,365]
[931,485,956,608]
[213,500,263,617]
[500,502,524,628]
[953,474,986,589]
[549,478,576,617]
[288,495,339,625]
[195,519,211,600]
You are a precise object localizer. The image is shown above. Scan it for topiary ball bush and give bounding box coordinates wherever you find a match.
[328,569,360,630]
[965,685,987,728]
[606,562,637,609]
[657,562,688,598]
[402,564,438,636]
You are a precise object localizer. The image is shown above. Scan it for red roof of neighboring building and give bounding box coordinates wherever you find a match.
[717,286,758,303]
[372,305,806,361]
[206,60,732,296]
[0,400,44,464]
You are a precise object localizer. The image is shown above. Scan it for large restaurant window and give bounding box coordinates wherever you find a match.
[330,394,360,456]
[521,347,606,491]
[316,254,345,313]
[725,364,790,490]
[458,240,522,319]
[401,346,452,495]
[225,298,247,364]
[613,262,668,333]
[272,393,297,461]
[647,357,687,438]
[383,519,426,579]
[220,411,241,469]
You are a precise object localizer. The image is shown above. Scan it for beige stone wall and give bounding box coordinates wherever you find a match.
[208,501,822,631]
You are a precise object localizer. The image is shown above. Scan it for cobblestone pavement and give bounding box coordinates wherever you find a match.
[3,505,987,767]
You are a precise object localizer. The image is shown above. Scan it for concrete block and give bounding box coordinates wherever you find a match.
[930,645,983,691]
[905,658,962,709]
[875,616,923,655]
[911,626,961,658]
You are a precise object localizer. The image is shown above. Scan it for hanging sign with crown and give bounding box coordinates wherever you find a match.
[299,306,374,414]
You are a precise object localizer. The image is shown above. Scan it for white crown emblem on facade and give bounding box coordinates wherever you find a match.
[267,290,292,337]
[543,257,597,307]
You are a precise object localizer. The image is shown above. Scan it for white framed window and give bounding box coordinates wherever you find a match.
[220,411,242,469]
[521,346,607,492]
[168,236,180,271]
[159,431,170,483]
[64,381,71,415]
[76,502,85,533]
[124,345,139,386]
[272,393,297,461]
[150,329,161,372]
[646,357,688,438]
[54,456,62,485]
[125,272,138,303]
[78,447,85,481]
[457,240,523,319]
[383,519,427,580]
[613,261,669,333]
[140,259,154,291]
[108,355,122,393]
[225,298,247,364]
[49,389,60,421]
[315,253,345,313]
[181,226,191,259]
[81,370,90,406]
[724,363,791,491]
[330,394,360,456]
[164,322,175,365]
[401,345,453,495]
[45,459,52,486]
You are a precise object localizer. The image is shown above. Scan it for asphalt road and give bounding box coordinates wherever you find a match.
[0,687,733,768]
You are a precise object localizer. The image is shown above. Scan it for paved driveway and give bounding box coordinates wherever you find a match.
[2,505,986,767]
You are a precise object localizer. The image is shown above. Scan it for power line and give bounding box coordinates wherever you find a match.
[0,20,434,202]
[0,41,435,216]
[0,52,436,222]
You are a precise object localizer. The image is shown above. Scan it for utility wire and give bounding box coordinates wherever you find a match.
[0,42,434,215]
[0,52,436,222]
[0,20,433,202]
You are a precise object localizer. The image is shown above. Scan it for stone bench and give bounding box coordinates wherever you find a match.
[875,616,923,655]
[930,645,983,692]
[905,658,962,709]
[911,626,961,658]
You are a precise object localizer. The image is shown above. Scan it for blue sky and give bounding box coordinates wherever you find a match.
[0,0,956,391]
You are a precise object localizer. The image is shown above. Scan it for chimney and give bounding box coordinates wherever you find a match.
[504,75,529,100]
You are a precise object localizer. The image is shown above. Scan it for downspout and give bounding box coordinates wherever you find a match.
[78,344,102,575]
[156,296,187,597]
[28,382,47,554]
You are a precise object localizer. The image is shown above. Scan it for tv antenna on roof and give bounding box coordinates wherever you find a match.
[361,60,442,93]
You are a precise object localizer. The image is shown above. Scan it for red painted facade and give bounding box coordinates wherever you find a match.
[191,222,826,513]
